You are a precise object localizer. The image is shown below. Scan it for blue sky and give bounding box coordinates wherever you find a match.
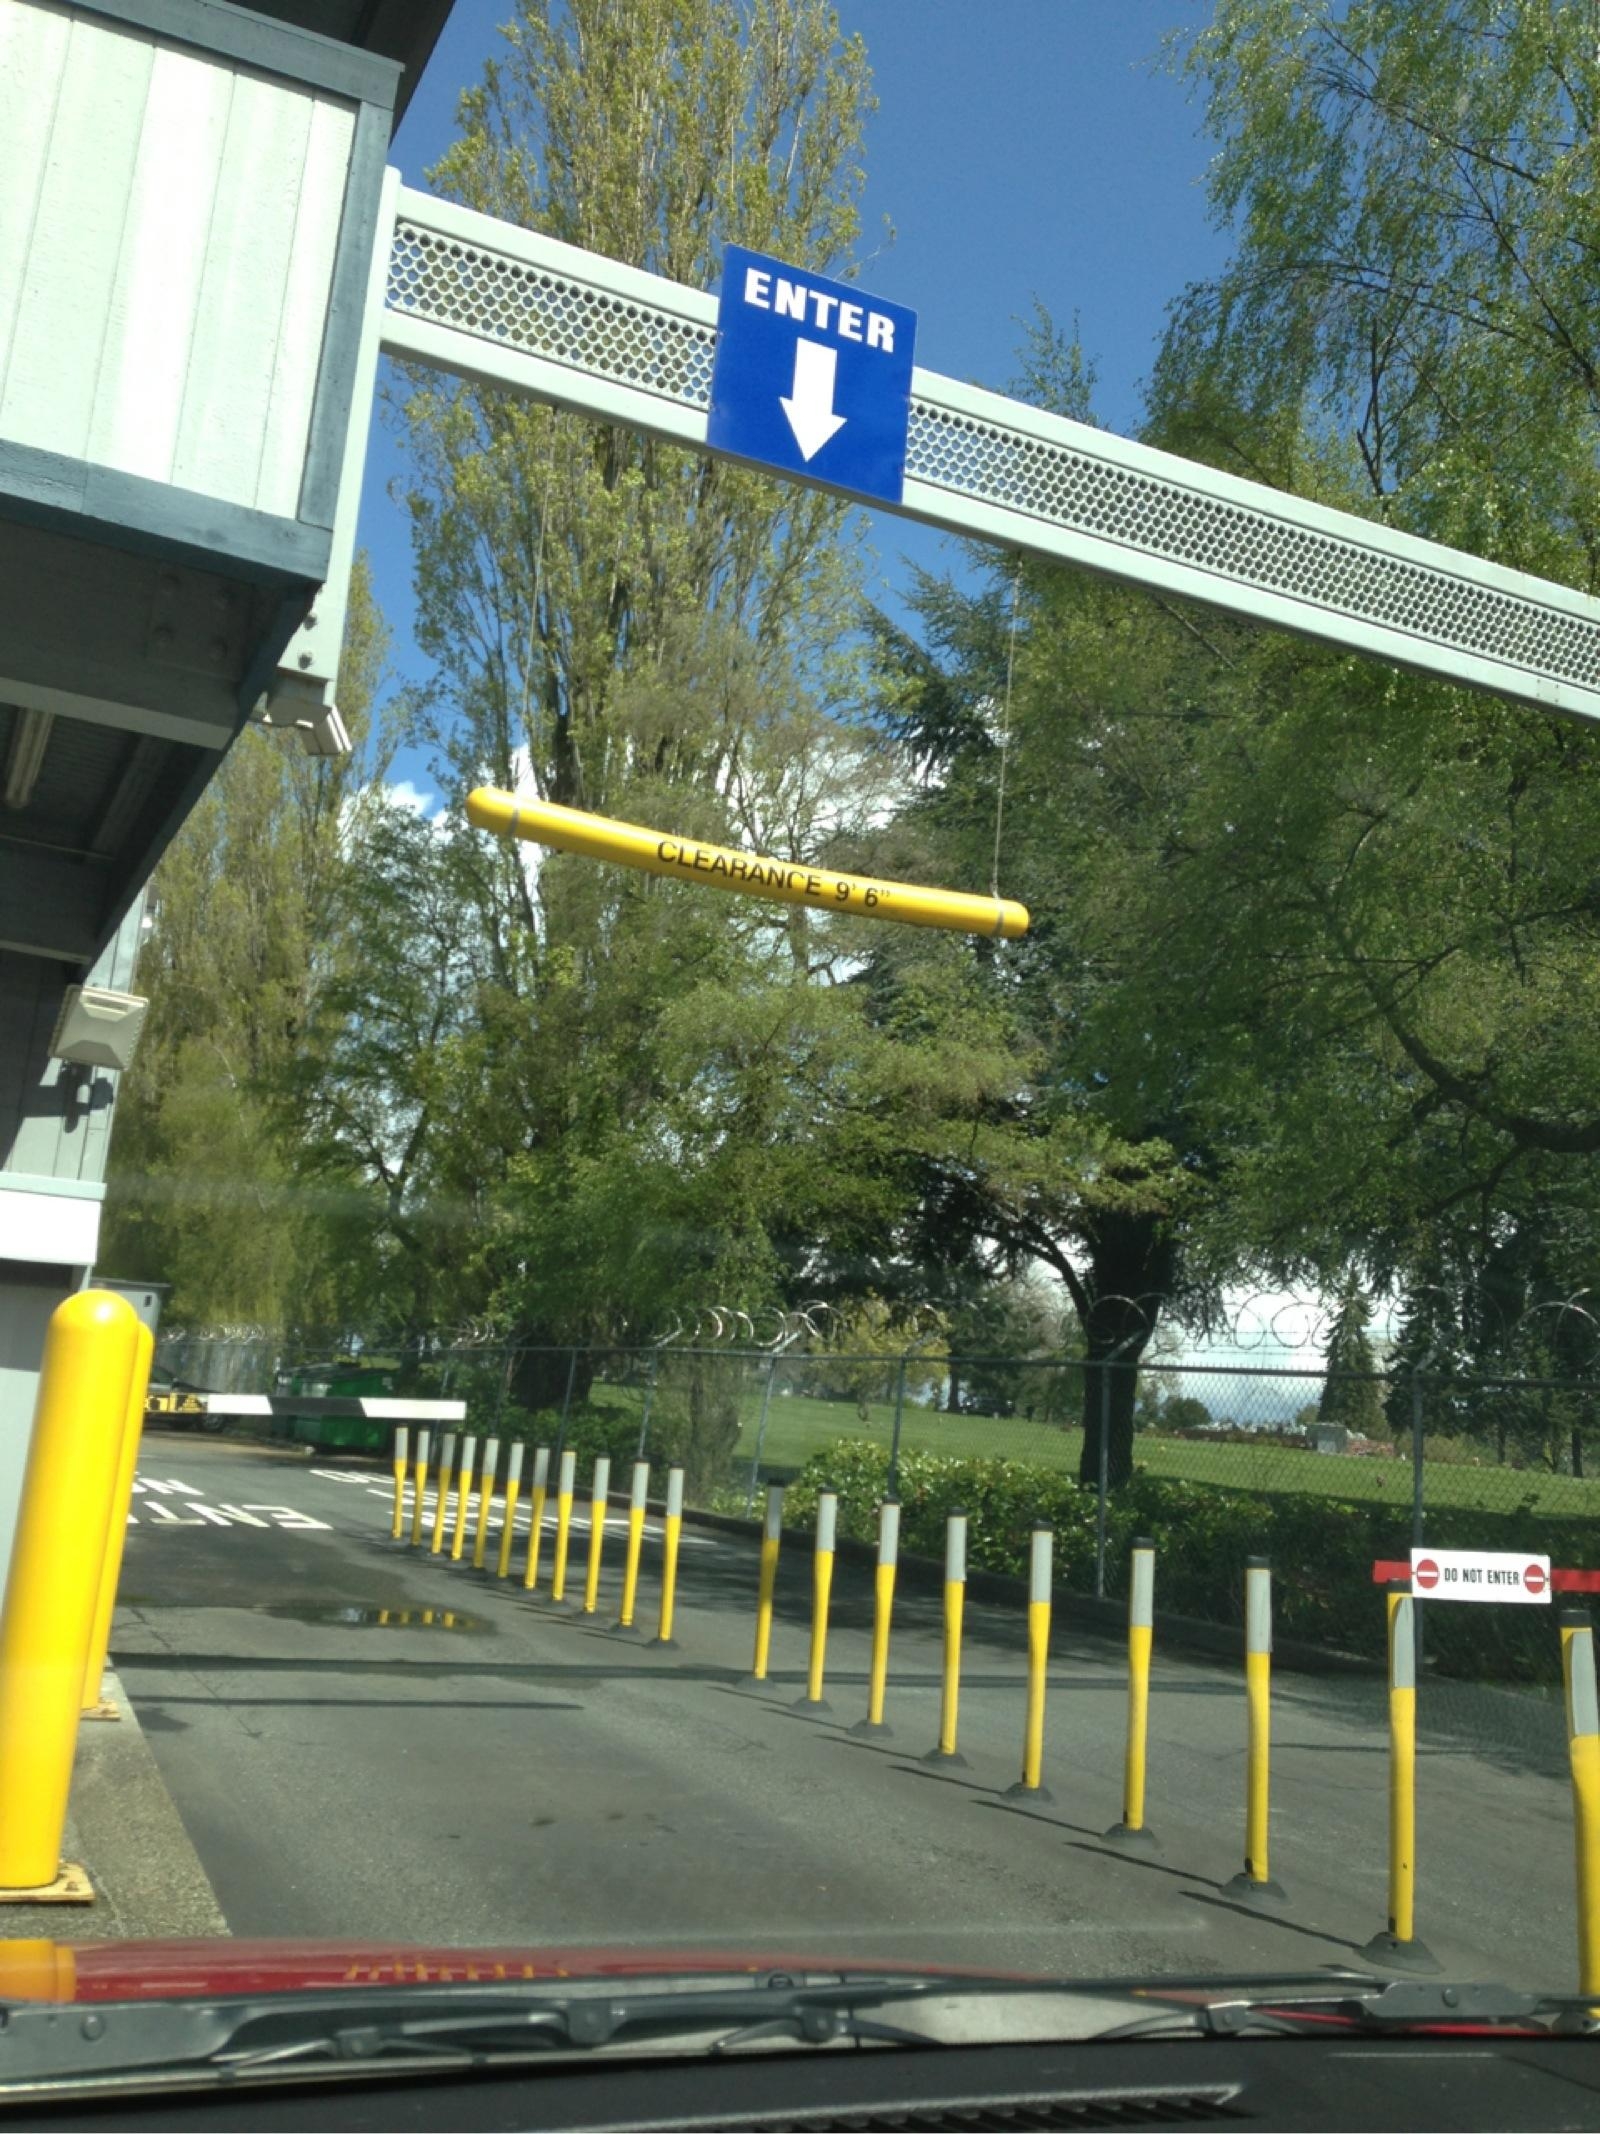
[363,0,1228,808]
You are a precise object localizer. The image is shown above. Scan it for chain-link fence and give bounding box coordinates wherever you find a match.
[151,1328,1598,1689]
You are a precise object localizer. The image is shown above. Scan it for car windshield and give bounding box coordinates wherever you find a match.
[4,0,1600,2097]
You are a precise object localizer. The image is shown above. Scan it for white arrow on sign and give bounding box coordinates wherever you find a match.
[780,338,846,461]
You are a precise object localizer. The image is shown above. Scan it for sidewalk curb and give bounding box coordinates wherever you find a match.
[0,1667,228,1942]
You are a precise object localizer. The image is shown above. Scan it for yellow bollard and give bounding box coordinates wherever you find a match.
[472,1437,499,1570]
[430,1431,456,1555]
[522,1446,551,1591]
[582,1456,611,1614]
[614,1459,649,1633]
[850,1496,899,1736]
[1226,1556,1286,1904]
[1106,1536,1158,1848]
[0,1289,141,1896]
[652,1465,685,1647]
[81,1320,155,1718]
[924,1509,968,1762]
[1362,1582,1436,1969]
[797,1488,838,1711]
[1007,1523,1053,1799]
[410,1428,430,1546]
[748,1483,784,1683]
[548,1449,577,1604]
[496,1443,525,1579]
[1562,1608,1600,1998]
[389,1426,409,1542]
[450,1436,477,1561]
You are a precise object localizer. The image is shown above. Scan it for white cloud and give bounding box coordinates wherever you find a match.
[385,778,443,819]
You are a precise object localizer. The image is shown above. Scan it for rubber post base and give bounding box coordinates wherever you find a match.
[1004,1779,1054,1803]
[649,1635,680,1649]
[1223,1871,1289,1907]
[0,1861,94,1905]
[738,1673,776,1690]
[1103,1821,1159,1853]
[1360,1929,1441,1974]
[792,1695,833,1714]
[848,1718,892,1737]
[921,1746,968,1767]
[81,1702,122,1723]
[608,1621,646,1639]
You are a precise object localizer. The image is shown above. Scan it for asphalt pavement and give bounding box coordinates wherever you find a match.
[110,1434,1580,1991]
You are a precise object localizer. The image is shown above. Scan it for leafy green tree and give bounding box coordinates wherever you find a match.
[99,559,392,1326]
[1134,0,1600,1293]
[1317,1286,1386,1438]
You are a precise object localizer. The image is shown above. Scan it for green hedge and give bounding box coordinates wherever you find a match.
[783,1442,1594,1685]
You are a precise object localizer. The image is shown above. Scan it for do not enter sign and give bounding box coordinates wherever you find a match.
[1408,1547,1551,1604]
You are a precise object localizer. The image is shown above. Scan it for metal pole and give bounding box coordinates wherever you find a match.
[554,1349,578,1463]
[582,1456,610,1614]
[1411,1376,1427,1672]
[615,1459,649,1632]
[636,1351,658,1460]
[1007,1523,1054,1799]
[652,1466,685,1647]
[389,1425,409,1542]
[889,1355,908,1498]
[471,1438,499,1570]
[1095,1361,1110,1600]
[548,1448,577,1604]
[450,1436,476,1561]
[745,1354,779,1516]
[522,1446,552,1591]
[410,1429,430,1546]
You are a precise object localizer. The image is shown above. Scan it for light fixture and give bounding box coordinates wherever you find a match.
[3,706,53,810]
[48,986,149,1074]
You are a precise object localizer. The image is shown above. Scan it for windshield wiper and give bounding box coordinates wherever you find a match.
[1095,1980,1599,2041]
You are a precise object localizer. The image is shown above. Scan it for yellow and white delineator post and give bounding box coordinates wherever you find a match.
[547,1449,578,1605]
[582,1456,611,1615]
[466,788,1029,941]
[851,1496,900,1736]
[1362,1580,1437,1970]
[389,1426,409,1541]
[0,1290,141,1898]
[614,1459,649,1633]
[472,1438,499,1570]
[450,1436,477,1561]
[495,1442,525,1579]
[1226,1557,1286,1904]
[522,1445,552,1590]
[1106,1536,1158,1849]
[924,1510,968,1764]
[653,1466,685,1647]
[749,1484,784,1682]
[1562,1609,1600,2000]
[410,1429,430,1546]
[1007,1524,1054,1799]
[797,1488,837,1711]
[429,1432,456,1556]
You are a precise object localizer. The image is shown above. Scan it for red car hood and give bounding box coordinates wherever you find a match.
[1,1938,981,2004]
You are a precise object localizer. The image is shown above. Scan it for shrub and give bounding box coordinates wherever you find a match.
[781,1442,1590,1685]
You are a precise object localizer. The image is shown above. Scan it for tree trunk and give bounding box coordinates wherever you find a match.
[1075,1208,1176,1490]
[945,1361,962,1414]
[509,1342,595,1422]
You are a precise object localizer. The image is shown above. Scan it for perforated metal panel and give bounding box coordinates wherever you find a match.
[381,186,1600,725]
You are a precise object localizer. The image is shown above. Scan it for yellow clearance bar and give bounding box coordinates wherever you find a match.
[465,788,1029,941]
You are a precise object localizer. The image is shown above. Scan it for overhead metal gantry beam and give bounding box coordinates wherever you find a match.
[372,183,1600,729]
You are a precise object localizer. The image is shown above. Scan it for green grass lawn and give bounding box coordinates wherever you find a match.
[586,1376,1600,1517]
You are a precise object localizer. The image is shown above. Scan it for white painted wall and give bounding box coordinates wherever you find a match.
[0,0,354,517]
